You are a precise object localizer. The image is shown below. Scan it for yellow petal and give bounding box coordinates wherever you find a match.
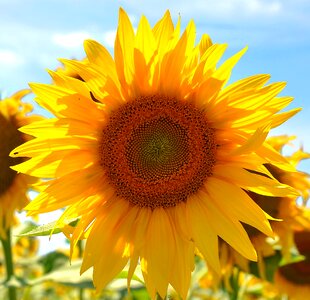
[213,46,247,84]
[206,177,273,236]
[84,39,118,83]
[25,166,105,213]
[29,83,72,117]
[229,82,286,109]
[114,8,135,97]
[48,70,91,98]
[135,15,156,63]
[198,33,213,56]
[70,209,98,256]
[271,108,301,128]
[132,208,152,250]
[159,21,195,95]
[231,123,270,155]
[196,190,257,261]
[219,74,271,101]
[257,142,297,172]
[193,43,227,86]
[152,10,174,56]
[127,253,139,289]
[19,118,99,138]
[11,149,94,178]
[141,208,174,298]
[81,198,134,291]
[214,164,298,197]
[169,233,194,299]
[187,196,221,273]
[11,136,95,158]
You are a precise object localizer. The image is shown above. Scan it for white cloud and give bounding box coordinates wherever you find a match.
[52,31,91,49]
[102,30,116,48]
[0,49,24,67]
[246,0,282,14]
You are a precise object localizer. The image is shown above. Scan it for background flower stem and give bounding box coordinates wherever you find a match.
[0,228,17,300]
[78,239,84,300]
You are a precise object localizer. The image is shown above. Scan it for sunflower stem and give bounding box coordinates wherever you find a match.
[0,228,17,300]
[77,240,84,300]
[228,268,240,300]
[79,288,84,300]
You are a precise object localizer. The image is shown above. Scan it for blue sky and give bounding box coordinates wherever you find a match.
[1,0,309,164]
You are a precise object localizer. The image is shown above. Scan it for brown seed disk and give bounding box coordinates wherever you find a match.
[99,95,216,209]
[278,260,310,285]
[294,231,310,256]
[0,114,24,195]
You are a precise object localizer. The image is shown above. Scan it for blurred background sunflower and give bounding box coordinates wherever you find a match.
[0,90,40,238]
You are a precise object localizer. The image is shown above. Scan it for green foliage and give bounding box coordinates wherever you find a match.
[249,250,283,282]
[16,218,79,237]
[39,251,69,274]
[248,248,306,284]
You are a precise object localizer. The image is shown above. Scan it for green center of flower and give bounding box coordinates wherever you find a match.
[0,114,24,196]
[100,95,216,209]
[126,117,188,180]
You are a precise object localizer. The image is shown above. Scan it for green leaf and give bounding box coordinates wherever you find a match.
[39,251,69,274]
[121,287,150,300]
[249,250,282,282]
[249,249,307,283]
[116,267,144,285]
[279,253,306,266]
[16,218,79,237]
[0,276,28,288]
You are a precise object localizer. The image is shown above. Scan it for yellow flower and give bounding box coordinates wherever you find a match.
[217,136,310,281]
[274,229,310,300]
[11,9,299,299]
[246,136,310,263]
[268,135,310,205]
[0,90,39,239]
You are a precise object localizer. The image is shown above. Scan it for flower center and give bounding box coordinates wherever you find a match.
[278,231,310,284]
[278,260,310,285]
[126,117,189,180]
[0,114,24,196]
[100,95,216,209]
[294,231,310,257]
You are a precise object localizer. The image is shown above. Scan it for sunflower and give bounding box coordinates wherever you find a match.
[245,136,310,263]
[268,135,310,206]
[274,228,310,300]
[11,9,300,299]
[0,90,39,239]
[211,136,310,286]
